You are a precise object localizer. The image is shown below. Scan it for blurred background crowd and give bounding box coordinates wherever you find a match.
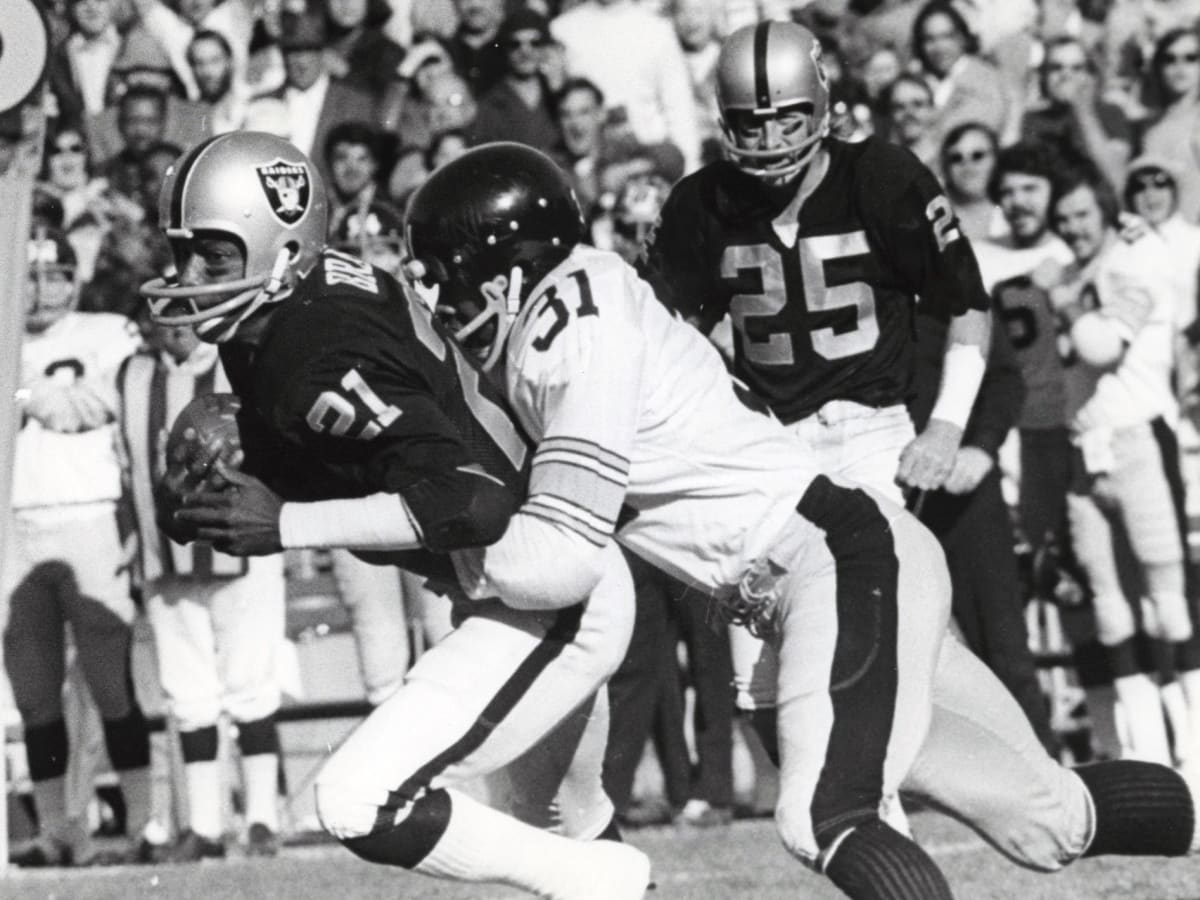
[2,0,1200,872]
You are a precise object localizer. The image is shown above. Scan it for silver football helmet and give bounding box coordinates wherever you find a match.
[140,131,328,342]
[716,21,831,184]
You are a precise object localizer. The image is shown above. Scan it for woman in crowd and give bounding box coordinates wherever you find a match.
[939,122,1005,241]
[1139,27,1200,222]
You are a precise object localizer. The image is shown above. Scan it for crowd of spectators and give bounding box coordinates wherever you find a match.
[2,0,1200,867]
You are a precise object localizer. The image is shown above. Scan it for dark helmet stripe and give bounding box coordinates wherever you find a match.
[753,21,772,109]
[168,136,219,230]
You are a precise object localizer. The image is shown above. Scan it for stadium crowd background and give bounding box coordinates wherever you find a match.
[2,0,1200,869]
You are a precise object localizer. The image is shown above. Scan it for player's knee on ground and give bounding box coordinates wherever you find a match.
[316,776,452,868]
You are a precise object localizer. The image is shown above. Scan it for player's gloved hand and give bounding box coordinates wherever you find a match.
[174,462,283,556]
[940,445,994,496]
[897,419,964,492]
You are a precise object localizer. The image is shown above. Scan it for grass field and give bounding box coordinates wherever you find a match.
[6,809,1200,900]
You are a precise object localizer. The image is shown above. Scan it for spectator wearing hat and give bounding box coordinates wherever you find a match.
[247,9,378,189]
[551,0,701,173]
[447,0,508,98]
[469,9,560,154]
[552,77,684,218]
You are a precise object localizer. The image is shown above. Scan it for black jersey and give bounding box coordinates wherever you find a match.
[640,137,989,424]
[220,248,531,578]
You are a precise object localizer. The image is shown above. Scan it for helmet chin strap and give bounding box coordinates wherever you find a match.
[142,248,293,341]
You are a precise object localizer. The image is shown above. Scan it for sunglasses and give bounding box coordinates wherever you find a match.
[1130,171,1173,191]
[505,36,547,49]
[947,149,991,165]
[52,141,85,155]
[1164,52,1200,64]
[1046,62,1088,73]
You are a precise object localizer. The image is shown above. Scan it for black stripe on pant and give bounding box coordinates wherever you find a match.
[371,602,587,836]
[797,476,901,851]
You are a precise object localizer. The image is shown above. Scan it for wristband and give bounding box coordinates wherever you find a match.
[929,342,987,430]
[279,492,422,550]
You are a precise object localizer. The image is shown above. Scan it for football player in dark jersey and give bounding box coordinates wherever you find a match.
[639,20,991,503]
[140,132,650,900]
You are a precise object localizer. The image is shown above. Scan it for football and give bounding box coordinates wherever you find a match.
[164,392,244,491]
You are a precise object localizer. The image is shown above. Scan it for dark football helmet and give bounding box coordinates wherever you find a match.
[716,21,831,185]
[140,131,328,343]
[404,141,586,369]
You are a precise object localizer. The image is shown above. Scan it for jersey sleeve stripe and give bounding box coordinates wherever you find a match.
[534,450,627,487]
[538,436,630,474]
[530,458,628,520]
[524,499,611,547]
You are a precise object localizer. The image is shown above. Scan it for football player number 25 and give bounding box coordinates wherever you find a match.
[722,232,878,364]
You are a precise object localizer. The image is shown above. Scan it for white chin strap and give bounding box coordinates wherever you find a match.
[444,265,523,371]
[140,248,292,343]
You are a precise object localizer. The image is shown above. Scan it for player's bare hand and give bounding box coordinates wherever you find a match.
[897,419,964,492]
[1117,211,1149,244]
[175,463,283,556]
[941,446,994,495]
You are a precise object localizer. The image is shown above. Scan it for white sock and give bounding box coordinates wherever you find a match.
[241,753,280,831]
[1176,669,1200,761]
[1114,674,1172,764]
[185,760,224,840]
[118,765,154,838]
[32,775,69,839]
[416,788,629,897]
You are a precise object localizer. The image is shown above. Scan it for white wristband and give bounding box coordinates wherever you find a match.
[929,342,986,430]
[279,492,422,550]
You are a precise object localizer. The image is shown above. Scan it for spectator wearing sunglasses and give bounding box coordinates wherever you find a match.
[1021,36,1133,192]
[1140,28,1200,224]
[1124,157,1200,404]
[938,122,1005,241]
[469,9,560,154]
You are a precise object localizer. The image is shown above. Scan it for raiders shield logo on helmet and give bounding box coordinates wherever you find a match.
[256,159,311,226]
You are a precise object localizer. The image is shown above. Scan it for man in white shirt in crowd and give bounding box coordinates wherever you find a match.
[552,0,701,173]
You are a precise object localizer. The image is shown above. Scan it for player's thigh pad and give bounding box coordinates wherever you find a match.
[904,635,1092,871]
[772,506,949,867]
[316,547,634,840]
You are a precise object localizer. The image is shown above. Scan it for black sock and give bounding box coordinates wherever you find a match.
[1075,760,1194,857]
[824,819,954,900]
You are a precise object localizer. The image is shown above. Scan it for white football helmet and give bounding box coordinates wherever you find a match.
[716,21,831,184]
[140,131,328,342]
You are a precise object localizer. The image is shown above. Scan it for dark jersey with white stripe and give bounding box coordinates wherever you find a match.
[639,136,989,424]
[221,249,531,580]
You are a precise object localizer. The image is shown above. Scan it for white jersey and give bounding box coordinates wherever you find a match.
[13,312,140,510]
[973,232,1074,295]
[1061,232,1178,434]
[503,246,819,595]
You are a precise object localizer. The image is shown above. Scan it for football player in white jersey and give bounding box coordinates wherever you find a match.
[1049,160,1200,767]
[4,227,152,866]
[410,142,1200,900]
